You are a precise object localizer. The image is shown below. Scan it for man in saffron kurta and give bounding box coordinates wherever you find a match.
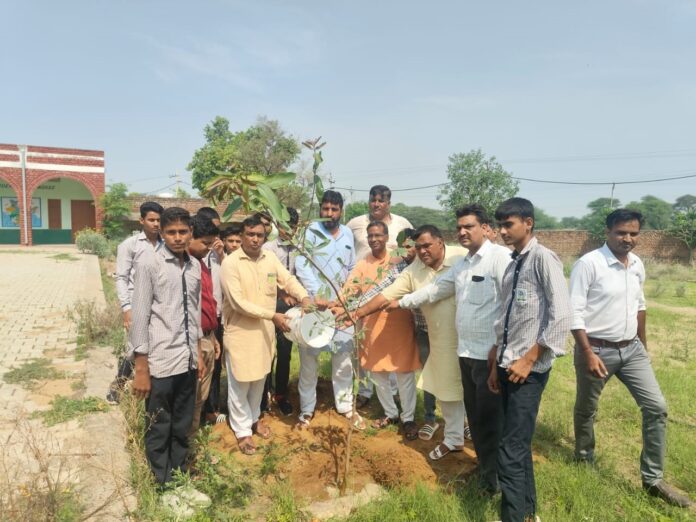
[344,221,421,439]
[220,215,309,455]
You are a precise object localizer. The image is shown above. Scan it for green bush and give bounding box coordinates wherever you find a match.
[75,228,110,257]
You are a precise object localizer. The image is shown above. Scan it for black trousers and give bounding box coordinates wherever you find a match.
[145,370,197,485]
[204,320,224,416]
[261,330,293,410]
[459,357,503,491]
[497,366,550,522]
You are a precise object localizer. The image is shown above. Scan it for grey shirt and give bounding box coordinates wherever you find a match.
[262,238,296,275]
[129,246,202,378]
[115,231,163,312]
[494,236,572,373]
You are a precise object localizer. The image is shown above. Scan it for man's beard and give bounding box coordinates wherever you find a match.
[323,218,340,230]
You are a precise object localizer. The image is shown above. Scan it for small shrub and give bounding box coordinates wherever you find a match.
[33,396,109,426]
[75,228,110,258]
[675,284,687,298]
[648,282,666,298]
[67,300,125,357]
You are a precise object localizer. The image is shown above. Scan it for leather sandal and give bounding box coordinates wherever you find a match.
[238,436,256,456]
[402,420,419,441]
[372,416,399,429]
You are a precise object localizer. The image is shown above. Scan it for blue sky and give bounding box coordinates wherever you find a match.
[3,0,696,218]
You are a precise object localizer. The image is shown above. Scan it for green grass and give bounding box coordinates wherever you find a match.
[33,396,109,426]
[3,358,61,389]
[49,253,80,262]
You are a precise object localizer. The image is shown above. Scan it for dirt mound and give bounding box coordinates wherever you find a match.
[210,379,478,502]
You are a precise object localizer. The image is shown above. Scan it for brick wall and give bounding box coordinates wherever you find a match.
[443,229,693,263]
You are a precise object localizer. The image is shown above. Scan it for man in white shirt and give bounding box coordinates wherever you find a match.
[396,204,510,492]
[570,208,692,508]
[347,185,413,407]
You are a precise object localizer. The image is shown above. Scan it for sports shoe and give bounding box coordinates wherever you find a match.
[643,480,693,508]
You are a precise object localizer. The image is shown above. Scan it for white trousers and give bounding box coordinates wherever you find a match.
[358,365,399,398]
[440,399,466,449]
[225,353,265,438]
[298,346,354,415]
[372,371,416,422]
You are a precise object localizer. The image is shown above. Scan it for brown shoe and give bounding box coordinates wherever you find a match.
[643,480,694,508]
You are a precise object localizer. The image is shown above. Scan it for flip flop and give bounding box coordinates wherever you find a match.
[296,412,313,429]
[372,416,399,429]
[418,422,440,441]
[402,420,419,441]
[428,442,463,461]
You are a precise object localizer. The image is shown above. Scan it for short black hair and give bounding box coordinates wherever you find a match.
[140,201,164,218]
[606,208,644,230]
[242,214,265,232]
[367,220,388,235]
[220,223,242,240]
[413,224,443,241]
[191,215,220,239]
[456,203,491,225]
[369,185,392,201]
[197,207,220,221]
[287,207,299,227]
[160,207,191,229]
[495,198,535,225]
[321,190,344,209]
[396,228,416,245]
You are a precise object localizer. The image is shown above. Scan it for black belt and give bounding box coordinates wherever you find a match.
[588,336,636,349]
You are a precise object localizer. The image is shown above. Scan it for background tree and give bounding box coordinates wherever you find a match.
[673,194,696,213]
[173,186,192,198]
[625,195,673,230]
[579,197,618,239]
[668,209,696,264]
[438,149,519,217]
[533,208,560,230]
[560,216,582,229]
[188,116,302,205]
[344,201,369,222]
[99,182,131,239]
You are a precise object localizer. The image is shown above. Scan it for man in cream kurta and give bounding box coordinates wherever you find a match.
[355,225,467,458]
[221,216,309,452]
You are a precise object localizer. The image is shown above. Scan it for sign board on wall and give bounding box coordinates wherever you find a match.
[1,197,41,228]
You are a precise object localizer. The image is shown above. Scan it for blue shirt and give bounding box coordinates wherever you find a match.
[295,221,356,299]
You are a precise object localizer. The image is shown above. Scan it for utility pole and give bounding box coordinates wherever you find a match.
[170,171,181,197]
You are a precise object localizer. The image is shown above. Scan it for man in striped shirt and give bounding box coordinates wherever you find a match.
[487,198,572,522]
[129,207,205,486]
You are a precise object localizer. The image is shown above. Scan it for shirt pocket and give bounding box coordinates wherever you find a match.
[466,275,491,305]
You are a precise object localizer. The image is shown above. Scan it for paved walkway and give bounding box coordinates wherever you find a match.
[0,246,134,520]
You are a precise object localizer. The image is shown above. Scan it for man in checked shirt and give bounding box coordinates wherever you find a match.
[487,198,572,522]
[129,207,206,487]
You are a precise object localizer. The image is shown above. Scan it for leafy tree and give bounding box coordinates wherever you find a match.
[560,216,582,229]
[587,197,617,212]
[437,149,518,217]
[580,198,618,239]
[668,209,696,264]
[533,208,560,230]
[344,201,369,222]
[188,116,300,196]
[673,194,696,213]
[625,195,673,230]
[99,182,131,239]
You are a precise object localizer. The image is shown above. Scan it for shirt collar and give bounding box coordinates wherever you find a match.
[162,245,191,264]
[238,248,267,262]
[512,236,537,259]
[600,243,637,268]
[467,239,492,260]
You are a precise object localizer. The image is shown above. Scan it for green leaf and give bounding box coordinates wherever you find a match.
[313,174,324,202]
[223,198,243,220]
[256,183,285,223]
[264,172,296,189]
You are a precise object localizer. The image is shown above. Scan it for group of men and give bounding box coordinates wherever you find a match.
[110,184,691,522]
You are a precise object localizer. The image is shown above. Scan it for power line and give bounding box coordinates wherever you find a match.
[333,172,696,193]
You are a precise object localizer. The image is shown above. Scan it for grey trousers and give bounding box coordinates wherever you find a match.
[573,338,667,485]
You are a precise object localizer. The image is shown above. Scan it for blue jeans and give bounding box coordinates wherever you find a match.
[497,366,549,522]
